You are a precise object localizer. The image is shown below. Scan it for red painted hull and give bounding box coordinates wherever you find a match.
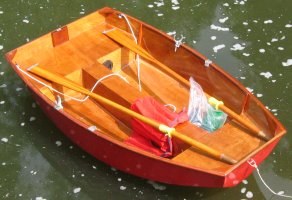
[24,84,280,188]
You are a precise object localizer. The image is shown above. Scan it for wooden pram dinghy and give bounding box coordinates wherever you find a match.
[5,7,286,187]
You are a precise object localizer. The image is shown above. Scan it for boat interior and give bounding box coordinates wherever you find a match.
[8,9,286,173]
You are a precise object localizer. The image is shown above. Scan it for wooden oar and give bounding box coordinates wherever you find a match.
[28,66,237,165]
[104,28,271,141]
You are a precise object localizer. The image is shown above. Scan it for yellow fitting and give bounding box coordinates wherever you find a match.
[208,97,224,110]
[159,124,175,138]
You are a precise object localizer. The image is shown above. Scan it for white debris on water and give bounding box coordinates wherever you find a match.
[55,140,62,147]
[282,59,292,67]
[264,20,273,24]
[210,24,229,31]
[246,191,253,198]
[278,47,284,50]
[285,24,292,28]
[35,197,47,200]
[148,4,154,8]
[257,94,263,98]
[0,101,5,105]
[260,72,273,79]
[243,22,248,26]
[243,53,250,56]
[1,138,8,143]
[259,48,266,53]
[241,187,247,193]
[20,122,25,126]
[271,38,278,42]
[167,31,176,36]
[223,3,229,7]
[73,187,81,193]
[154,0,164,7]
[29,116,36,122]
[246,87,254,93]
[22,19,29,23]
[147,180,167,190]
[0,84,7,88]
[230,43,245,51]
[211,36,217,40]
[157,13,163,17]
[219,17,229,23]
[213,44,226,53]
[0,45,3,50]
[171,0,180,10]
[120,186,127,190]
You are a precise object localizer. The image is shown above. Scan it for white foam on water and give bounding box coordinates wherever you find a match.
[73,187,81,193]
[260,71,272,79]
[243,22,248,25]
[259,48,265,53]
[1,138,8,143]
[0,101,5,104]
[264,20,273,24]
[157,13,163,17]
[285,24,292,28]
[278,47,284,50]
[249,63,254,66]
[0,84,7,88]
[172,6,180,10]
[243,53,250,56]
[210,24,229,31]
[154,0,164,7]
[55,140,62,147]
[192,40,197,44]
[246,87,253,93]
[271,38,278,42]
[171,0,179,5]
[257,94,263,98]
[213,44,226,53]
[147,4,154,8]
[230,43,245,51]
[120,186,127,190]
[211,36,217,40]
[147,180,167,190]
[36,197,46,200]
[0,45,3,50]
[167,31,176,36]
[29,116,36,122]
[241,187,247,193]
[282,59,292,67]
[246,191,253,198]
[223,3,229,6]
[22,19,29,23]
[219,17,229,23]
[20,122,25,126]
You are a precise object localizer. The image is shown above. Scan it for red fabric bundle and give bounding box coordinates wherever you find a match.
[125,97,188,157]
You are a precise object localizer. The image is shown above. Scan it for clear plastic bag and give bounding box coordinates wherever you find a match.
[187,77,227,132]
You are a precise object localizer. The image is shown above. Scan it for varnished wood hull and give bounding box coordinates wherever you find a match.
[5,7,286,187]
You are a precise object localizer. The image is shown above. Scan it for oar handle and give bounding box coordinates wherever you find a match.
[28,66,237,165]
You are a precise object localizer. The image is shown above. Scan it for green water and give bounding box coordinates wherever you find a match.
[0,0,291,199]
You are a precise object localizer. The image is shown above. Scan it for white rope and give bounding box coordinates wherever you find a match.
[16,64,129,102]
[118,13,142,92]
[248,158,292,199]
